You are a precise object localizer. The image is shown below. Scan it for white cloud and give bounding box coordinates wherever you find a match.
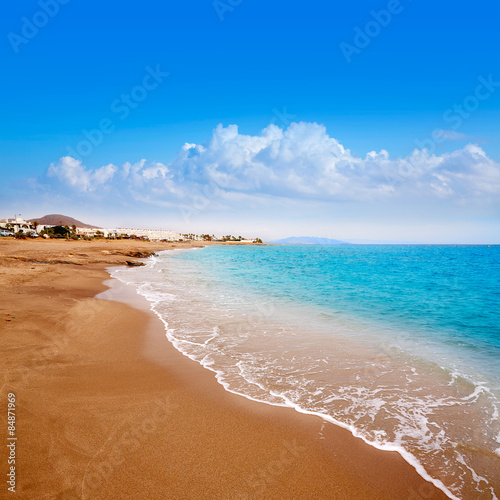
[47,157,117,192]
[47,156,92,192]
[93,163,117,185]
[45,123,500,205]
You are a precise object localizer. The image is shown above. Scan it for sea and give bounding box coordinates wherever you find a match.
[111,244,500,499]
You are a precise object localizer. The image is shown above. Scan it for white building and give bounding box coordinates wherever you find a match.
[110,228,183,241]
[0,217,36,235]
[75,227,101,238]
[74,227,184,241]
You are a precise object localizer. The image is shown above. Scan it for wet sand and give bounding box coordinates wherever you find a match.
[0,239,448,499]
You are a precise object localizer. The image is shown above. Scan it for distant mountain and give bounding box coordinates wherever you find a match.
[270,236,348,245]
[28,214,98,228]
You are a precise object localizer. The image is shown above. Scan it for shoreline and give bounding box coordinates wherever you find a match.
[111,247,458,500]
[1,239,448,498]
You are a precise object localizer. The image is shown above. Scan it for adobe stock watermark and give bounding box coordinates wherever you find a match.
[0,300,95,395]
[7,0,71,54]
[231,300,277,340]
[407,481,439,500]
[383,74,500,187]
[232,439,307,499]
[213,0,244,22]
[80,395,176,499]
[339,0,406,64]
[271,107,296,129]
[179,176,225,224]
[359,334,412,384]
[414,74,500,155]
[66,65,169,159]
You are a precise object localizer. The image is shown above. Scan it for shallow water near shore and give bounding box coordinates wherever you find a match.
[112,244,500,499]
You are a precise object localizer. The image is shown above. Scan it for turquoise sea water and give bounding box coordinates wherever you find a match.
[113,245,500,499]
[184,245,500,362]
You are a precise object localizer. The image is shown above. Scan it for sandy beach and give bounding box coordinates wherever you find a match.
[0,239,448,499]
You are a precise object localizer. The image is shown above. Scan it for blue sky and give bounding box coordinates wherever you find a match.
[1,0,499,242]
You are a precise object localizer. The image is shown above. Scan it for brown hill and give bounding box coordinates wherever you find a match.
[28,214,99,228]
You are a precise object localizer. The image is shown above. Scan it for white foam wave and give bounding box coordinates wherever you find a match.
[109,250,499,500]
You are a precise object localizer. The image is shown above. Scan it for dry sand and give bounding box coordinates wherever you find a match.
[0,239,448,499]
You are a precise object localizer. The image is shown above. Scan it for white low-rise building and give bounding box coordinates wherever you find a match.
[0,217,36,235]
[111,228,183,241]
[75,227,101,238]
[75,227,184,241]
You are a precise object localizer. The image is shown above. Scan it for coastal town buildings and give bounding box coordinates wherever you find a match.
[0,215,257,242]
[0,216,190,241]
[0,216,38,235]
[76,227,186,241]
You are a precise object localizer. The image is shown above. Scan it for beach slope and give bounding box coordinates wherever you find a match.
[0,239,448,499]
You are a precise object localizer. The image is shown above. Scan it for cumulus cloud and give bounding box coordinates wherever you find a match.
[47,157,118,192]
[93,163,117,185]
[45,123,500,205]
[47,156,92,192]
